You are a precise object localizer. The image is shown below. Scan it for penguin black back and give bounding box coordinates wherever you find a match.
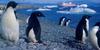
[75,15,91,42]
[95,22,100,48]
[26,11,45,43]
[28,11,45,30]
[94,22,100,26]
[96,30,100,48]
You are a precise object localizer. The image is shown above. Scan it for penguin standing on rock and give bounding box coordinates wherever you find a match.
[75,15,91,43]
[89,22,100,50]
[26,11,45,43]
[59,17,66,26]
[1,1,19,44]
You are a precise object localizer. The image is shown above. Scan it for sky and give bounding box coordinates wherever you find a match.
[0,0,100,4]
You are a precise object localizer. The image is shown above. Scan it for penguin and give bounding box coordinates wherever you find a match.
[88,22,100,50]
[26,11,45,43]
[59,17,66,26]
[75,15,91,43]
[1,1,19,43]
[64,19,71,26]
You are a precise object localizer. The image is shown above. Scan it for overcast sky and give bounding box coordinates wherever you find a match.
[0,0,100,3]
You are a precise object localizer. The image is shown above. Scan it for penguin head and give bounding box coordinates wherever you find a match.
[94,22,100,27]
[64,19,71,26]
[61,16,66,19]
[6,1,17,9]
[31,11,45,17]
[60,17,66,20]
[82,15,91,19]
[67,19,71,22]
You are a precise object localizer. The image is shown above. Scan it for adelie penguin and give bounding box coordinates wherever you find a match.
[64,19,71,26]
[59,17,66,26]
[88,22,100,50]
[26,11,45,43]
[1,1,19,44]
[75,15,91,43]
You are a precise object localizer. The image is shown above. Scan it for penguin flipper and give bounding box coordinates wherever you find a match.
[26,16,30,23]
[84,26,88,36]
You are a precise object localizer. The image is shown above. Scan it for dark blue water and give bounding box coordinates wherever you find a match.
[16,4,100,29]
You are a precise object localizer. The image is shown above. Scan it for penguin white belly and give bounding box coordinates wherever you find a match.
[61,18,65,26]
[89,26,100,49]
[86,18,89,30]
[28,28,37,43]
[66,21,70,26]
[90,35,99,49]
[1,7,19,43]
[82,18,89,43]
[82,29,87,43]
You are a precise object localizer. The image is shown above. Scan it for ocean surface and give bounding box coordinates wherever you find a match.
[16,3,100,29]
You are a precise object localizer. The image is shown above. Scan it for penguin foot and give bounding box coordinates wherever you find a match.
[24,38,30,43]
[37,41,47,46]
[38,40,43,43]
[75,40,84,44]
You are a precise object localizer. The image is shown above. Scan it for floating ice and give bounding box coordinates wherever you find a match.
[36,8,51,11]
[44,5,58,8]
[57,7,96,14]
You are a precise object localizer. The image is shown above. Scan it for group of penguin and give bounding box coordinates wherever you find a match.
[0,1,44,44]
[59,15,100,50]
[0,1,100,50]
[59,17,71,26]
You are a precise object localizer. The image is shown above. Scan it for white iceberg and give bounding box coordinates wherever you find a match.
[69,4,96,14]
[36,8,51,11]
[57,10,71,14]
[60,2,76,7]
[57,4,96,14]
[77,4,88,8]
[69,7,96,14]
[44,5,58,8]
[57,5,96,14]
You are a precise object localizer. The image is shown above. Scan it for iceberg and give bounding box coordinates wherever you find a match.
[44,5,58,8]
[69,7,96,14]
[57,4,96,14]
[57,10,71,14]
[36,8,51,11]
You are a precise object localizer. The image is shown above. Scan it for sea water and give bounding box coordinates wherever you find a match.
[16,3,100,29]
